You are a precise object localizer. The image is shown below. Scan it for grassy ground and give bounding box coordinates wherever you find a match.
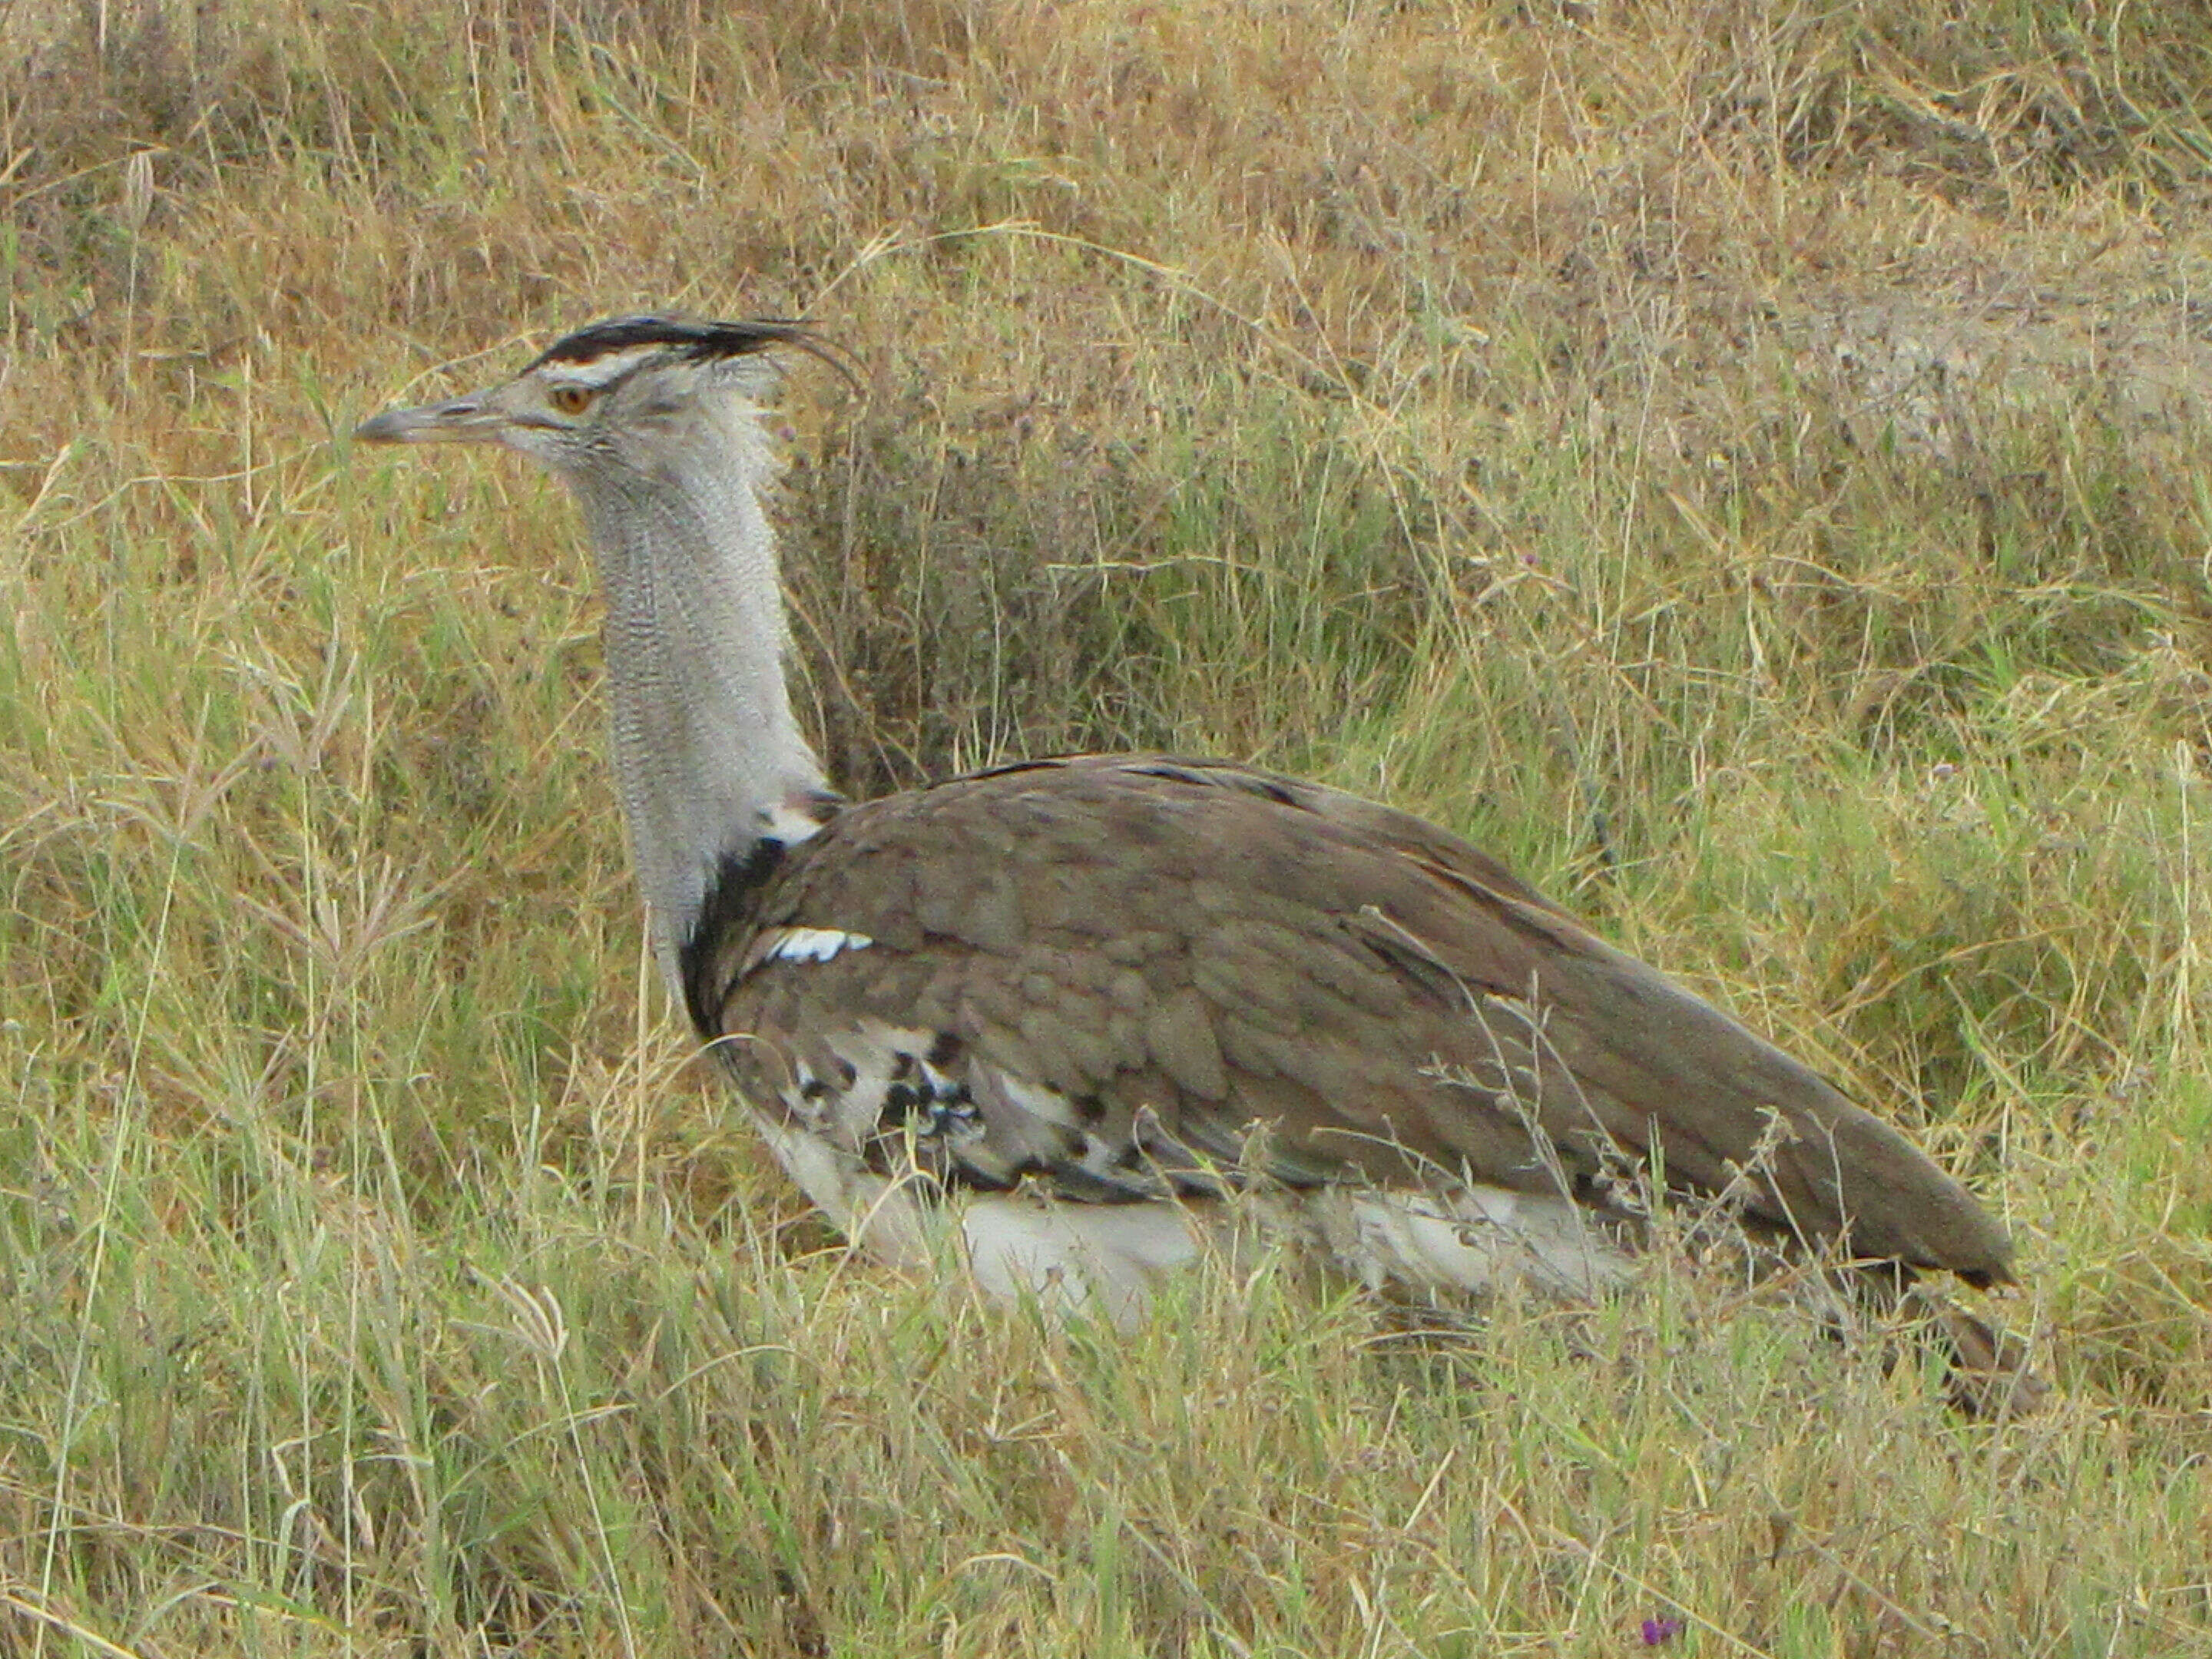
[5,0,2212,1651]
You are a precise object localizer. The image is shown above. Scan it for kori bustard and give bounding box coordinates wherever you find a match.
[359,316,2025,1398]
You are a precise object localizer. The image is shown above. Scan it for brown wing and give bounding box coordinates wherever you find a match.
[700,755,2012,1286]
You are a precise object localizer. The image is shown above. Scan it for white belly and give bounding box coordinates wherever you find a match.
[750,1111,1634,1327]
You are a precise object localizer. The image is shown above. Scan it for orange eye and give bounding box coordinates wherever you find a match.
[548,384,595,417]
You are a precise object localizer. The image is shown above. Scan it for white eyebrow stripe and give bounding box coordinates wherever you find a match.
[550,345,665,389]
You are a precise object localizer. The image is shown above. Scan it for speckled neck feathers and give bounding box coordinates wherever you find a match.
[558,370,829,990]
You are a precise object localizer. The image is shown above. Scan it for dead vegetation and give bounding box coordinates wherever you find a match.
[2,0,2210,1652]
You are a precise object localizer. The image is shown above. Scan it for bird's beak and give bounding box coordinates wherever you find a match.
[354,396,505,445]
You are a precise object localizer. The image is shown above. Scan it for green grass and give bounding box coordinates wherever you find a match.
[5,0,2212,1651]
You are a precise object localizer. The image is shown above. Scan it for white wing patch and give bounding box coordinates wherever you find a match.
[757,926,874,965]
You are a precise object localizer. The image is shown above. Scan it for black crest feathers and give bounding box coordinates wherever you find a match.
[527,316,852,382]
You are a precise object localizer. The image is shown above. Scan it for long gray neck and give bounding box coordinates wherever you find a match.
[565,422,828,995]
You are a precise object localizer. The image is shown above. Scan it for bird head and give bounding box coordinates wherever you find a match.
[354,315,832,484]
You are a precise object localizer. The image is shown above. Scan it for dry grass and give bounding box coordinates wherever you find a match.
[4,0,2212,1651]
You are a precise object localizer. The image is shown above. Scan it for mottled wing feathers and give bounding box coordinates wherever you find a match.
[1369,860,2012,1280]
[697,755,2012,1285]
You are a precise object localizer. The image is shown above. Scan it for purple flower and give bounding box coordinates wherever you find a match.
[1641,1616,1684,1646]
